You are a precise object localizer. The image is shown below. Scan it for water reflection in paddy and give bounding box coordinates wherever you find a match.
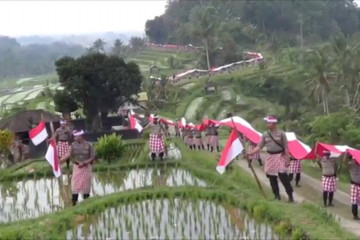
[0,168,206,223]
[66,199,279,240]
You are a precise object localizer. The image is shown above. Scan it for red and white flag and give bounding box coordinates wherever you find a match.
[129,114,143,132]
[45,139,61,178]
[285,132,312,160]
[217,129,244,174]
[29,120,48,146]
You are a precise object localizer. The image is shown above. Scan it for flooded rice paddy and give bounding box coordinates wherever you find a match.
[66,198,279,240]
[0,168,206,223]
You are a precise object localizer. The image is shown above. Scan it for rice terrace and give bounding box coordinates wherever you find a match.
[1,1,360,240]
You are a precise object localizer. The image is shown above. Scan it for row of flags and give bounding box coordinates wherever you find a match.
[28,112,360,177]
[129,113,360,174]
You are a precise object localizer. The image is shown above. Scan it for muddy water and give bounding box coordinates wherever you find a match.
[66,199,279,240]
[0,168,206,223]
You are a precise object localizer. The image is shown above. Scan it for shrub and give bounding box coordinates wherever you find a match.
[0,129,14,150]
[0,129,15,162]
[96,133,125,163]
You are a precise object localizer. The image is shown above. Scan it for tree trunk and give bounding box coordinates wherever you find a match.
[91,113,102,132]
[204,39,211,70]
[345,89,350,107]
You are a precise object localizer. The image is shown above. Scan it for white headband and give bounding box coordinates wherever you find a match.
[264,117,278,123]
[73,130,84,136]
[60,120,66,125]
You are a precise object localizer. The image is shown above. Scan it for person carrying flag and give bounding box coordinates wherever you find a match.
[209,124,220,152]
[246,115,294,202]
[60,130,96,206]
[187,126,195,150]
[345,155,360,220]
[317,151,338,207]
[193,127,204,150]
[143,114,166,161]
[205,124,212,151]
[53,120,72,169]
[288,157,302,187]
[174,120,181,138]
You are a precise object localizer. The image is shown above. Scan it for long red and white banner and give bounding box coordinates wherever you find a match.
[173,51,264,79]
[132,110,360,164]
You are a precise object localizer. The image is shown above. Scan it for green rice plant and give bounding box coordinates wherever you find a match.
[274,220,293,237]
[96,133,125,164]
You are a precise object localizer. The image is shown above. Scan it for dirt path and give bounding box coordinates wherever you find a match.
[235,159,360,236]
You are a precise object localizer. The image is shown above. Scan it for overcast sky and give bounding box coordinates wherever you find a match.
[0,1,167,36]
[1,1,359,37]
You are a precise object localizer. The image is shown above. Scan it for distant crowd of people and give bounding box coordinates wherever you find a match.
[181,123,220,152]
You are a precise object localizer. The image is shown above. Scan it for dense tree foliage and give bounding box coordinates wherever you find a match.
[0,36,84,79]
[55,53,142,130]
[145,0,360,68]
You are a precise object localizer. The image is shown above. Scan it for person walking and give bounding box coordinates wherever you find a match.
[345,155,360,219]
[246,116,294,202]
[60,130,96,206]
[318,151,338,207]
[289,157,302,187]
[209,124,220,152]
[174,120,181,138]
[193,127,204,150]
[143,115,166,161]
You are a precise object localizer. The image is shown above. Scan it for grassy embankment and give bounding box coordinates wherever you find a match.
[0,139,355,240]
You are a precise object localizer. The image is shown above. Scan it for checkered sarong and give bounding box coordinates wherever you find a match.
[289,160,302,173]
[351,184,360,204]
[186,136,194,146]
[205,135,210,145]
[194,137,202,146]
[209,135,219,148]
[72,164,92,194]
[57,141,70,158]
[149,133,165,153]
[264,153,283,176]
[322,176,336,192]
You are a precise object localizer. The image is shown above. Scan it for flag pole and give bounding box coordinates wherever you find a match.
[50,120,71,207]
[230,116,266,197]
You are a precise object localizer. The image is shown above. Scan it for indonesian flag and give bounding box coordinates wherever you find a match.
[45,139,61,178]
[29,121,48,146]
[219,116,262,144]
[304,142,354,159]
[160,118,175,126]
[217,129,244,174]
[285,132,312,160]
[196,123,207,131]
[129,114,143,132]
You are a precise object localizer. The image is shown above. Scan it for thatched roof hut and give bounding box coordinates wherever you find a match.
[0,110,61,133]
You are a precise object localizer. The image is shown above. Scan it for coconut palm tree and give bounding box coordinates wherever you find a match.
[305,46,335,115]
[331,36,360,109]
[190,6,218,70]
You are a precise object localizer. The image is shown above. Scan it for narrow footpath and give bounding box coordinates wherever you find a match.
[235,159,360,236]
